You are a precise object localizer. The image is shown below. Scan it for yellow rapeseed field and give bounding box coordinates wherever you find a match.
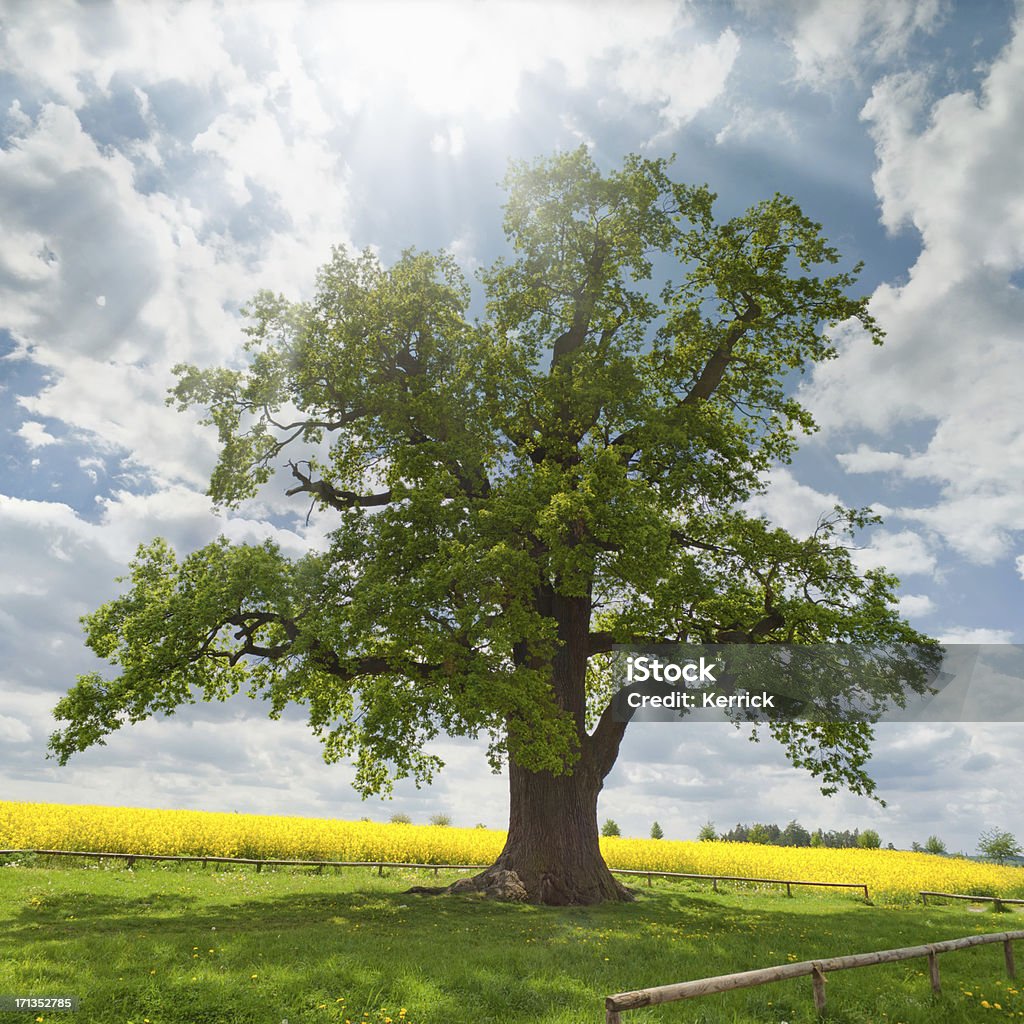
[2,799,1021,903]
[601,835,1024,904]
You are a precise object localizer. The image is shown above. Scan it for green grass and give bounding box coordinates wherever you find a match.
[1,857,1021,1024]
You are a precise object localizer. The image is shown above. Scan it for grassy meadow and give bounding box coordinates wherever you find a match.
[1,857,1023,1024]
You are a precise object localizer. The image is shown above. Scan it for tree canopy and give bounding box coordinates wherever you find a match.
[49,148,939,903]
[978,828,1021,865]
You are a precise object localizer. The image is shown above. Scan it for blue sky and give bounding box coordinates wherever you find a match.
[1,0,1022,853]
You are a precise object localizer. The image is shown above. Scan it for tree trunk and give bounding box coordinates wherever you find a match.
[447,759,633,905]
[412,589,632,905]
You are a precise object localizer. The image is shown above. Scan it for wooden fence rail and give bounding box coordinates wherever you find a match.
[0,850,868,897]
[0,849,486,876]
[605,929,1024,1022]
[921,890,1024,909]
[612,868,869,899]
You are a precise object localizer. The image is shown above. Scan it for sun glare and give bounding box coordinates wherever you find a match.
[308,1,542,120]
[299,0,622,122]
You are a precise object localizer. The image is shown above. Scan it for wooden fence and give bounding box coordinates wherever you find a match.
[605,929,1024,1021]
[0,850,868,897]
[921,890,1024,909]
[0,849,484,875]
[612,867,869,899]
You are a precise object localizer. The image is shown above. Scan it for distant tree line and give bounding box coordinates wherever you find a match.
[701,822,1022,861]
[702,820,882,849]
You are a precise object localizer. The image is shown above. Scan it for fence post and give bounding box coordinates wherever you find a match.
[712,877,718,893]
[811,965,826,1015]
[786,882,792,898]
[928,949,941,993]
[1006,939,1017,980]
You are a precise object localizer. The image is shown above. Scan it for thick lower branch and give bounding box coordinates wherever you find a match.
[587,700,628,782]
[285,461,392,510]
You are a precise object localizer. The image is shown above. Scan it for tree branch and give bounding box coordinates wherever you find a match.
[587,699,628,782]
[284,461,392,510]
[263,407,363,433]
[681,293,762,405]
[669,529,722,553]
[214,608,446,683]
[549,240,609,369]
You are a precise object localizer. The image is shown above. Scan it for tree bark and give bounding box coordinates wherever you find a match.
[447,760,632,904]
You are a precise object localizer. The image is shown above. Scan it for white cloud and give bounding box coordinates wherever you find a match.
[738,0,948,87]
[896,593,935,617]
[743,468,841,538]
[852,529,937,577]
[836,445,910,474]
[896,492,1024,565]
[0,714,32,743]
[76,456,105,484]
[0,87,351,491]
[1016,554,1024,581]
[0,1,234,108]
[15,421,58,448]
[803,18,1024,564]
[614,28,741,133]
[715,103,796,146]
[936,626,1015,644]
[448,233,481,276]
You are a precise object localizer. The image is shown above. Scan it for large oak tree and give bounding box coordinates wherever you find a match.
[50,149,936,904]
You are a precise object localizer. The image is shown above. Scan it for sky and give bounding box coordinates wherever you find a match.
[1,0,1022,855]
